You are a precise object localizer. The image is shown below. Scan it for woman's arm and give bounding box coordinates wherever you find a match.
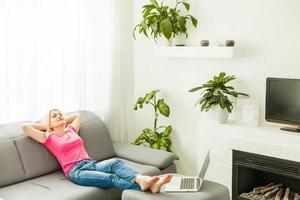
[22,123,47,143]
[65,113,80,134]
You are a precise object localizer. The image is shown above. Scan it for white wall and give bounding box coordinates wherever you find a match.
[129,0,300,175]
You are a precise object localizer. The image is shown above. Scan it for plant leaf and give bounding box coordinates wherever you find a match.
[237,92,250,97]
[144,92,155,103]
[225,104,232,113]
[132,132,150,145]
[161,125,172,137]
[223,75,236,84]
[189,15,198,27]
[150,0,159,8]
[160,18,172,40]
[188,86,204,92]
[219,97,226,109]
[157,99,170,117]
[143,4,156,10]
[225,86,234,90]
[161,138,171,151]
[219,72,226,80]
[178,16,187,32]
[182,2,190,11]
[134,97,144,110]
[150,142,161,149]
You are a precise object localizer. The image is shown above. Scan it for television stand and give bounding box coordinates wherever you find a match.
[280,126,300,133]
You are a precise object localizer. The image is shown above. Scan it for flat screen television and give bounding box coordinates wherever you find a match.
[266,77,300,132]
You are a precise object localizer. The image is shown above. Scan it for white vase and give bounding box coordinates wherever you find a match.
[207,106,229,124]
[158,37,172,46]
[172,34,186,46]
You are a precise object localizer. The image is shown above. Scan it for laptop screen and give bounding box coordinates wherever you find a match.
[198,151,210,179]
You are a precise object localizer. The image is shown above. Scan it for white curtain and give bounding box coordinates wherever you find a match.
[0,0,131,141]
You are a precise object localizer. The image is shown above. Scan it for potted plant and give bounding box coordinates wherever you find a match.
[133,0,198,46]
[188,72,249,123]
[132,89,176,156]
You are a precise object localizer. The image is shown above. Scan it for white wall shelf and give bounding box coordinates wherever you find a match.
[154,46,237,58]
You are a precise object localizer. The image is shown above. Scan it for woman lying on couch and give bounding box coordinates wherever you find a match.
[22,109,172,193]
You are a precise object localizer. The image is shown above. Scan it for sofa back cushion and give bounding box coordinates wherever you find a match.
[0,121,61,187]
[77,111,115,161]
[0,110,115,187]
[14,135,60,179]
[0,139,26,187]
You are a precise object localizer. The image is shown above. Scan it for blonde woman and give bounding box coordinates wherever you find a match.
[22,109,172,193]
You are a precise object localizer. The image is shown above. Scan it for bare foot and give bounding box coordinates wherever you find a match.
[135,175,160,191]
[150,174,173,194]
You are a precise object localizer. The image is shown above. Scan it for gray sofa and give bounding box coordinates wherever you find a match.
[0,111,177,200]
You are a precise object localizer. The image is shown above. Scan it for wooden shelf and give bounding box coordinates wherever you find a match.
[154,46,237,58]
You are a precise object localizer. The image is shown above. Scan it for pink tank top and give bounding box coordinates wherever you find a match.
[43,126,91,176]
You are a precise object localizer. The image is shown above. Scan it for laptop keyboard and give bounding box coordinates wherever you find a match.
[180,178,195,189]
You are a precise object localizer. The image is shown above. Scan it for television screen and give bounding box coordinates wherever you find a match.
[266,78,300,125]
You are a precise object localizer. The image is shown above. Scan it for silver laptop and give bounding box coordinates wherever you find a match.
[164,151,210,192]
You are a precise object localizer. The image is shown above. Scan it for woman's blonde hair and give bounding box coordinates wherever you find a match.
[43,108,61,132]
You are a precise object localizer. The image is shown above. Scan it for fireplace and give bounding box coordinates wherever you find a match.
[232,150,300,200]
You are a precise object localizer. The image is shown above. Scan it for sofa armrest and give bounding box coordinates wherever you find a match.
[113,142,176,169]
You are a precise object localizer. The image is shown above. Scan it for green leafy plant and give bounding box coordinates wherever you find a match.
[132,89,175,154]
[188,72,249,113]
[133,0,198,41]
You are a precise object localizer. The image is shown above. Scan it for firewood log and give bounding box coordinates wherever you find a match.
[284,188,290,200]
[260,184,283,195]
[259,196,267,200]
[257,196,266,200]
[246,193,255,199]
[240,192,254,199]
[254,194,264,200]
[275,188,284,200]
[291,191,295,200]
[294,193,300,200]
[254,186,266,194]
[263,187,279,198]
[254,183,274,194]
[265,183,274,188]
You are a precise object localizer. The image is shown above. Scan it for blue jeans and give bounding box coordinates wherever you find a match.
[67,159,141,191]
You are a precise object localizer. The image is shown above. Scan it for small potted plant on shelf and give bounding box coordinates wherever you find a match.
[132,89,177,158]
[188,72,249,124]
[133,0,198,46]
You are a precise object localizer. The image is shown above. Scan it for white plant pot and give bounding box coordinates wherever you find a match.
[172,34,186,46]
[158,37,172,46]
[207,106,229,124]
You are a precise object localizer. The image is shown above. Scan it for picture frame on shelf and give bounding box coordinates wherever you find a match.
[235,99,259,127]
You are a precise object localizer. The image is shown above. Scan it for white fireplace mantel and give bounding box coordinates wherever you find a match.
[196,120,300,195]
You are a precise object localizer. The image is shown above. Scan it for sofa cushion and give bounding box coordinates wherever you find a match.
[28,171,110,200]
[77,111,115,161]
[113,142,177,169]
[0,157,163,200]
[0,181,50,200]
[26,157,162,199]
[116,158,161,176]
[160,163,177,174]
[0,171,120,200]
[14,135,60,179]
[0,140,26,187]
